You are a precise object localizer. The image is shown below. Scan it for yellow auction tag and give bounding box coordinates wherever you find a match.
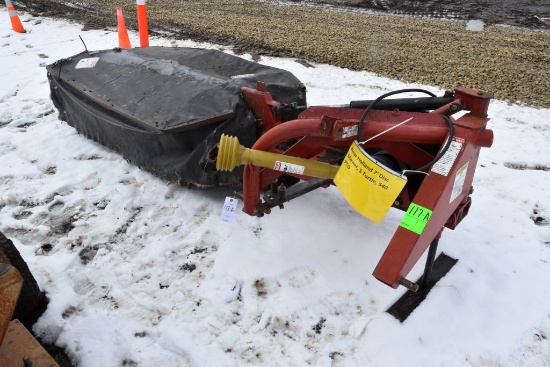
[334,141,407,223]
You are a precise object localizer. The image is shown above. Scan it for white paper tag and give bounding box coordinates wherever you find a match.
[342,125,358,138]
[75,57,100,69]
[431,137,464,176]
[273,161,305,175]
[230,74,255,79]
[220,197,238,222]
[450,162,469,203]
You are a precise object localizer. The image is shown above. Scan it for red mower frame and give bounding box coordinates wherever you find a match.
[235,83,493,290]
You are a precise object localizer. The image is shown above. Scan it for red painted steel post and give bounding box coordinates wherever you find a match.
[136,0,149,47]
[372,93,493,288]
[242,165,262,215]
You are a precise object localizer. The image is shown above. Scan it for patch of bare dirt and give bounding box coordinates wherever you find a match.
[13,1,550,106]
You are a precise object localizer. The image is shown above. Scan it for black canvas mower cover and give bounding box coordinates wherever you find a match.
[46,46,306,187]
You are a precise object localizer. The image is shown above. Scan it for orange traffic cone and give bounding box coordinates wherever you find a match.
[116,8,132,48]
[5,0,26,33]
[136,0,149,47]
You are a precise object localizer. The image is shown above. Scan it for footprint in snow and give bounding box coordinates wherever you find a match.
[285,266,317,288]
[532,205,549,227]
[504,162,550,171]
[12,210,32,220]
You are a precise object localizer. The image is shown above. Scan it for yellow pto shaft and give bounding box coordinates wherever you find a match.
[216,134,340,179]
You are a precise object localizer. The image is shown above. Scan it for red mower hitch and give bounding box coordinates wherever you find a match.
[220,84,493,292]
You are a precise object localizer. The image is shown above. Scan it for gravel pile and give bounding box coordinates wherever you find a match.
[18,0,550,108]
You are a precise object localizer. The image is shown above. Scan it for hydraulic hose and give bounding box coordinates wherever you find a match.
[356,88,436,142]
[410,114,455,173]
[355,89,454,173]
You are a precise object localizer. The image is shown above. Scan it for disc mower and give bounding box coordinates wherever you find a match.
[215,84,493,293]
[47,47,493,297]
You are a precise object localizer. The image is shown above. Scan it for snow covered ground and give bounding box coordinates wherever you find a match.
[1,10,550,367]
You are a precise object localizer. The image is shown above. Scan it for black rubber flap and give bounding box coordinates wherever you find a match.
[46,47,305,187]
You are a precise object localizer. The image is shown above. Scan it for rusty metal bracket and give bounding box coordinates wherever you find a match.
[0,263,22,348]
[241,84,284,131]
[0,256,59,367]
[0,320,59,367]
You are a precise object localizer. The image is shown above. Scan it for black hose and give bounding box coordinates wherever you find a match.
[409,114,455,173]
[356,88,436,142]
[350,96,453,111]
[356,88,455,173]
